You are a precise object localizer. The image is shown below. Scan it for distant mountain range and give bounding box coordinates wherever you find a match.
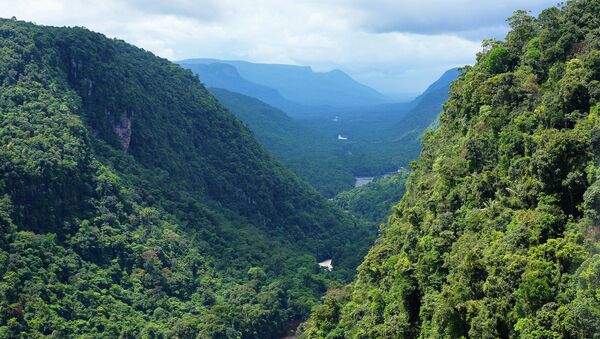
[179,62,303,113]
[296,67,462,176]
[178,58,392,113]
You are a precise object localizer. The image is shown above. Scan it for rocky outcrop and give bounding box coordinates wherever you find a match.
[113,109,133,151]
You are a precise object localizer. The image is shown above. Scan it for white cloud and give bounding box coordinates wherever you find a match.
[341,0,557,35]
[0,0,558,97]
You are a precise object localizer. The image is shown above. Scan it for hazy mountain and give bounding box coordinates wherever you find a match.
[387,67,462,141]
[179,58,392,108]
[410,67,461,105]
[179,62,303,113]
[205,66,459,192]
[295,68,461,176]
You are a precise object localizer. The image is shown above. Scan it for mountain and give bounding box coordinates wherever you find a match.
[178,58,392,109]
[0,18,376,338]
[302,1,600,337]
[385,68,462,143]
[179,60,458,185]
[410,68,461,106]
[209,88,356,196]
[206,66,458,196]
[206,68,454,194]
[179,62,303,113]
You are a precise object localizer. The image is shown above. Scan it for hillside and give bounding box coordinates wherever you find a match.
[389,68,462,137]
[334,172,410,223]
[183,61,457,184]
[179,58,391,109]
[209,88,356,196]
[208,78,450,196]
[302,1,600,338]
[0,18,375,337]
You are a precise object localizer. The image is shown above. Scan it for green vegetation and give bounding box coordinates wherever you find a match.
[209,70,457,197]
[301,1,600,337]
[209,88,356,196]
[300,68,459,178]
[0,18,376,337]
[335,172,409,223]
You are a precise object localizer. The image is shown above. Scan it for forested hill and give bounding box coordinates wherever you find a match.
[209,88,356,196]
[334,172,410,223]
[410,68,461,106]
[317,68,459,177]
[302,1,600,337]
[0,18,375,337]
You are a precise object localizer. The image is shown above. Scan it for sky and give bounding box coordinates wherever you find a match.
[1,0,559,99]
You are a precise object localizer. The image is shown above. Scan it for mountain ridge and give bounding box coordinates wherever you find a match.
[178,58,392,109]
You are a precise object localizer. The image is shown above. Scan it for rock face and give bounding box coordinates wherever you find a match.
[113,110,133,150]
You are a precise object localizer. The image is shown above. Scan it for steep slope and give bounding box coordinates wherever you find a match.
[209,88,356,196]
[302,1,600,338]
[389,68,462,138]
[410,68,461,106]
[350,68,463,168]
[183,62,457,183]
[179,58,391,108]
[0,19,374,337]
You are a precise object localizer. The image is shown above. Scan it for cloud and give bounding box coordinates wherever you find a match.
[0,0,558,97]
[126,0,221,21]
[342,0,557,37]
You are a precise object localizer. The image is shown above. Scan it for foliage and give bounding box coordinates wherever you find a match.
[200,70,457,197]
[301,1,600,337]
[0,18,376,337]
[299,68,459,178]
[209,88,356,197]
[335,172,409,223]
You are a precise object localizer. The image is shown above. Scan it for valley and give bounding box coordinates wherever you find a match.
[1,1,599,338]
[192,63,458,197]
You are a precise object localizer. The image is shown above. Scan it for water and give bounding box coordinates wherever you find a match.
[354,176,374,187]
[354,168,407,188]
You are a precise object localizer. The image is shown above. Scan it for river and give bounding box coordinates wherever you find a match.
[354,176,375,187]
[354,167,407,187]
